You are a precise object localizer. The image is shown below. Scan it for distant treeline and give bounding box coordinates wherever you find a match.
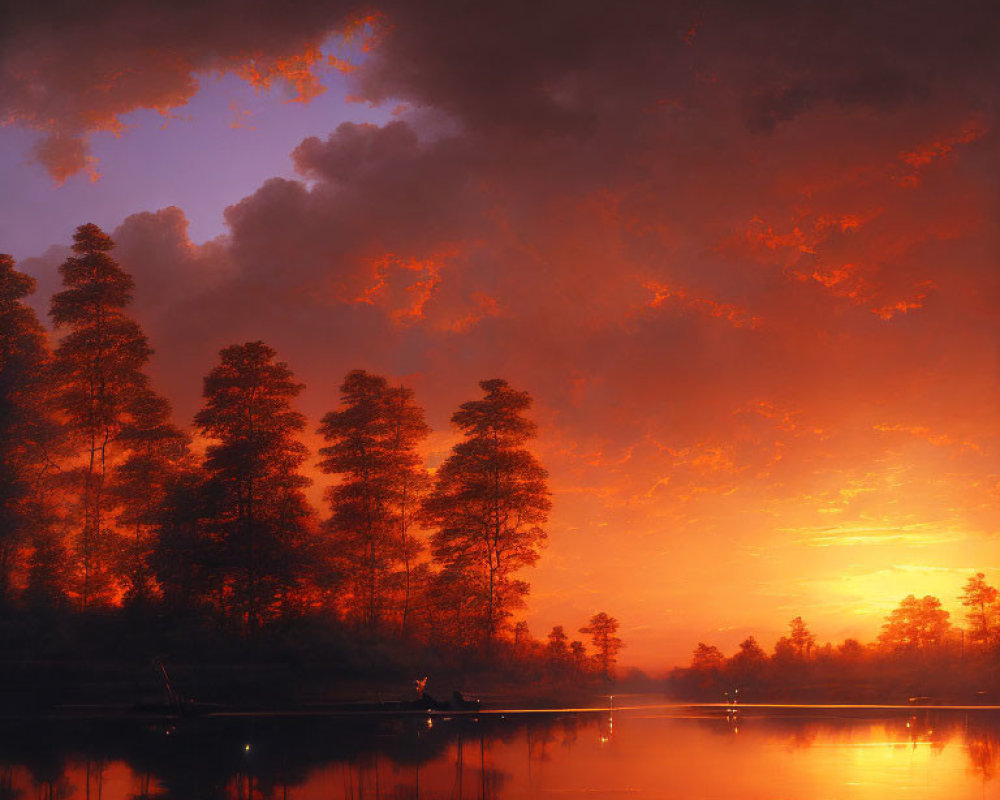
[0,224,623,697]
[667,578,1000,703]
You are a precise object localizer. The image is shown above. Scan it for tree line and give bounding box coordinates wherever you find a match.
[0,224,623,688]
[668,575,1000,702]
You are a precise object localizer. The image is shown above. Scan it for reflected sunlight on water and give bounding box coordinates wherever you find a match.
[1,705,997,799]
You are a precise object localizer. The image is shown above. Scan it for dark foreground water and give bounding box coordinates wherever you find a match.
[3,703,999,799]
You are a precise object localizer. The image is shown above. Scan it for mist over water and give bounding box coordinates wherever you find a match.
[3,704,998,799]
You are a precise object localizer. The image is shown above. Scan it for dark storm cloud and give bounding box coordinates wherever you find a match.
[4,0,997,180]
[355,0,999,129]
[11,0,995,410]
[0,0,357,180]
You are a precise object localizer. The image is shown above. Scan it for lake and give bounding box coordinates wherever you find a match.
[2,702,998,799]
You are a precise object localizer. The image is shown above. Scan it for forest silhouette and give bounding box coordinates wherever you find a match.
[0,224,623,709]
[669,578,1000,703]
[1,223,997,709]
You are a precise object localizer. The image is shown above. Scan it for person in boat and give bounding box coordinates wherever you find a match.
[411,676,447,710]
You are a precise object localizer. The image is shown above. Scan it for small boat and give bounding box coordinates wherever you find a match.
[449,690,481,711]
[409,690,481,712]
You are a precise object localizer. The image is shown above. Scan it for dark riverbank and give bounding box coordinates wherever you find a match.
[0,655,622,719]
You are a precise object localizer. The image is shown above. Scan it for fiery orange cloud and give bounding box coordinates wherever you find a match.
[326,12,390,73]
[353,250,501,332]
[736,401,827,439]
[898,116,988,177]
[237,46,327,103]
[343,11,392,54]
[444,292,502,333]
[644,281,761,329]
[870,281,935,320]
[738,214,875,269]
[327,13,392,82]
[354,252,446,321]
[733,204,946,321]
[873,423,982,454]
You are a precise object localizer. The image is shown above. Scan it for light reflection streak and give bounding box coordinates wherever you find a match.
[0,706,996,798]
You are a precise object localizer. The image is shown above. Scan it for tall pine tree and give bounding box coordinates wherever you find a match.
[195,341,313,633]
[149,465,215,617]
[580,612,624,680]
[49,223,157,607]
[111,388,191,605]
[0,254,62,605]
[422,379,550,648]
[318,370,429,632]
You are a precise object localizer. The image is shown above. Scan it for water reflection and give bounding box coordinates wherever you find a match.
[0,705,997,799]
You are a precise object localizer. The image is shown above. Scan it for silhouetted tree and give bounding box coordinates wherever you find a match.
[0,254,61,605]
[960,573,999,649]
[386,381,431,635]
[837,638,866,660]
[692,643,725,670]
[513,619,531,648]
[789,616,816,659]
[878,594,952,652]
[667,596,1000,702]
[772,635,796,661]
[510,619,537,666]
[729,636,768,686]
[580,612,623,680]
[425,564,482,650]
[195,341,313,633]
[689,643,725,690]
[422,379,550,648]
[546,625,570,668]
[22,526,71,609]
[49,223,153,608]
[111,388,190,604]
[318,370,428,632]
[150,467,215,615]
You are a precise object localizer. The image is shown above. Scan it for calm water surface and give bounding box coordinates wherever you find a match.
[3,703,999,799]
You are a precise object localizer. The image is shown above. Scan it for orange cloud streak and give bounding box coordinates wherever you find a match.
[355,250,500,331]
[644,281,761,329]
[874,423,982,453]
[236,45,327,103]
[899,117,988,169]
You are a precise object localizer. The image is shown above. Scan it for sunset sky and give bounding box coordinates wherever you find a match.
[2,0,997,668]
